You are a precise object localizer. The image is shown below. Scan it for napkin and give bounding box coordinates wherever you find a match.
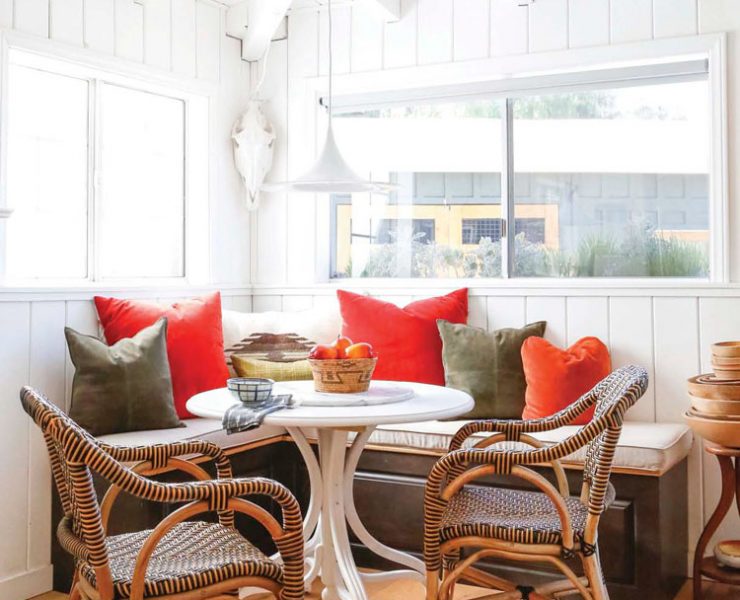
[222,394,292,434]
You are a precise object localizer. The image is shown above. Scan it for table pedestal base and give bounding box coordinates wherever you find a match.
[287,426,425,600]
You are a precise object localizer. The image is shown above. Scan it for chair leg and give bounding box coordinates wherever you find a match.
[582,549,609,600]
[427,570,440,600]
[442,550,459,599]
[69,571,82,600]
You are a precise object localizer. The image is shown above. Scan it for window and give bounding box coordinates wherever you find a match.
[329,59,714,280]
[3,49,207,283]
[462,219,502,245]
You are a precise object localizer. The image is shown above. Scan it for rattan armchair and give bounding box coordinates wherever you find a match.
[20,386,304,600]
[423,365,648,600]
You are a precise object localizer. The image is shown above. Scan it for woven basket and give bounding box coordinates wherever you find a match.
[308,357,377,393]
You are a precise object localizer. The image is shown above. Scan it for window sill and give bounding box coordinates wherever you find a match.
[0,281,252,302]
[251,277,740,298]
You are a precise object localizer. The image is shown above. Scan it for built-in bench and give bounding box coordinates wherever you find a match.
[58,417,691,600]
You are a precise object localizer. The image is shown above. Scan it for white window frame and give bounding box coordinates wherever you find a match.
[0,31,215,287]
[303,33,728,285]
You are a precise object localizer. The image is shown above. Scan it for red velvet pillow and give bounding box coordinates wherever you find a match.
[94,293,229,419]
[337,289,468,385]
[521,336,611,425]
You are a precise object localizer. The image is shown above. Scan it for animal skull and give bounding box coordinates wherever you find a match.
[231,100,275,211]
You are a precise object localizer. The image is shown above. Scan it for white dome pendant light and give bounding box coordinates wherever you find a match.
[262,0,397,194]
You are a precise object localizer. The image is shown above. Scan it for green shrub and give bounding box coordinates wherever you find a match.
[352,225,708,279]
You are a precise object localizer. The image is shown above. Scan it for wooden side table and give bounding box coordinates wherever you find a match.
[693,443,740,598]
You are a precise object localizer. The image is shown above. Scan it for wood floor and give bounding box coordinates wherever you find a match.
[28,578,739,599]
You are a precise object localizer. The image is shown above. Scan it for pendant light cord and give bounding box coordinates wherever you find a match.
[327,0,333,121]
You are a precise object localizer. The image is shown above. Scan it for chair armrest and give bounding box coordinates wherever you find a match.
[97,439,233,479]
[448,389,598,452]
[127,478,304,600]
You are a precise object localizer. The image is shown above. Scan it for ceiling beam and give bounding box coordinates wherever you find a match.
[226,0,292,62]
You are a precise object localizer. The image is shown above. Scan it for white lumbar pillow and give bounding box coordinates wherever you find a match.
[222,304,342,351]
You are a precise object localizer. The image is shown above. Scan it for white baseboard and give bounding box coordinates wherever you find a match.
[0,565,53,600]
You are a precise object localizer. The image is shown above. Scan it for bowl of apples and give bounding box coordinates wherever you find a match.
[308,336,377,393]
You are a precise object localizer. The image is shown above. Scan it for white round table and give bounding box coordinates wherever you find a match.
[187,381,473,600]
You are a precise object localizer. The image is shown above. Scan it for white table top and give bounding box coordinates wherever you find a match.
[187,381,473,428]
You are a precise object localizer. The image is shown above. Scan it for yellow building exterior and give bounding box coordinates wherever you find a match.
[335,203,559,276]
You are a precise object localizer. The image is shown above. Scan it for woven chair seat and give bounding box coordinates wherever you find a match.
[79,521,282,599]
[440,484,616,547]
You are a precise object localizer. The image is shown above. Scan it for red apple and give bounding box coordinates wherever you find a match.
[345,342,374,359]
[331,335,353,358]
[309,344,338,360]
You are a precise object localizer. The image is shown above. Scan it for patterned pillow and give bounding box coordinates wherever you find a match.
[225,332,315,375]
[232,355,312,382]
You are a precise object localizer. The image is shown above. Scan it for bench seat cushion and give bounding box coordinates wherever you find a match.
[97,418,287,451]
[366,421,693,476]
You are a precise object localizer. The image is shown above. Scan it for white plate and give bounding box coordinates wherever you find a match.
[273,380,415,407]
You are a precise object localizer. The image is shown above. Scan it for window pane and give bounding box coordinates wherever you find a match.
[331,101,504,278]
[6,64,89,279]
[512,82,710,277]
[98,84,185,278]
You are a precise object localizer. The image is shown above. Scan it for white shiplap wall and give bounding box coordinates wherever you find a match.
[0,289,252,600]
[250,0,740,572]
[0,1,253,597]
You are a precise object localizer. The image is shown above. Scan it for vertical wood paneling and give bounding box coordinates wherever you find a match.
[171,0,197,77]
[50,0,84,46]
[287,10,319,285]
[568,0,609,48]
[14,0,49,37]
[84,0,115,54]
[698,297,740,375]
[525,296,566,347]
[467,295,488,330]
[453,0,489,61]
[281,295,314,312]
[528,0,568,52]
[252,295,283,312]
[609,297,655,422]
[486,296,525,330]
[417,0,453,65]
[195,0,220,80]
[653,297,699,422]
[383,0,417,68]
[610,0,653,43]
[0,303,31,577]
[27,302,66,571]
[566,297,608,346]
[221,295,253,313]
[115,0,144,62]
[490,0,528,56]
[258,40,288,285]
[319,5,351,75]
[653,0,697,38]
[313,293,340,311]
[143,0,172,69]
[0,0,11,28]
[351,3,384,72]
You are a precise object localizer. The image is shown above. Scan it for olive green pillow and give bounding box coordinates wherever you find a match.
[438,319,547,419]
[66,318,183,436]
[232,354,312,382]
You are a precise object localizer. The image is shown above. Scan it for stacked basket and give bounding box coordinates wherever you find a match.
[685,342,740,448]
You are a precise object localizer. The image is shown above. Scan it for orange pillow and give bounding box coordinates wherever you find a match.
[337,289,468,385]
[94,293,229,419]
[521,336,611,425]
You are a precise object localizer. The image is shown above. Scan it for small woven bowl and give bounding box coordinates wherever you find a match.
[227,377,274,404]
[308,357,377,393]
